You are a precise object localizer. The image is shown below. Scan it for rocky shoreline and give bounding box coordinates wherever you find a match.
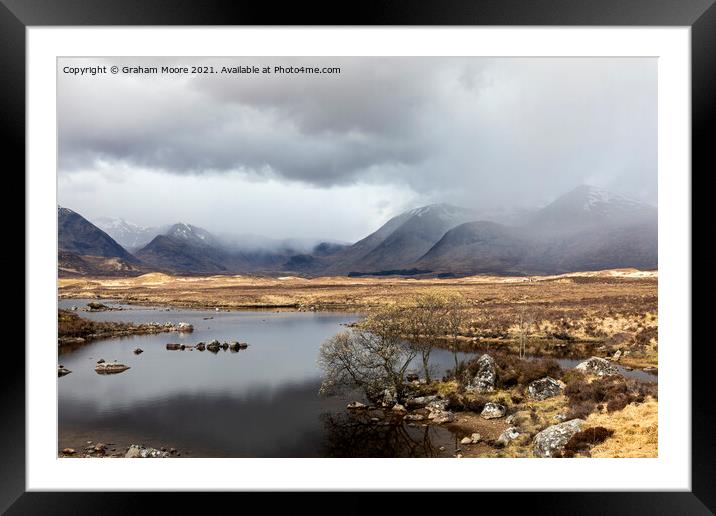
[340,354,656,458]
[58,306,194,348]
[59,440,184,458]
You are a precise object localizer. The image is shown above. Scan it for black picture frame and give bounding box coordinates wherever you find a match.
[4,0,710,513]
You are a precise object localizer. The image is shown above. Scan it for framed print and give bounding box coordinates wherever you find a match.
[5,0,712,512]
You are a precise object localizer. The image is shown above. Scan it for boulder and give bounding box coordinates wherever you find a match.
[133,348,144,355]
[426,399,453,424]
[195,342,206,351]
[465,354,496,393]
[611,349,622,362]
[480,402,506,419]
[532,419,584,458]
[404,414,426,421]
[125,444,170,458]
[61,448,75,455]
[380,388,397,407]
[58,365,72,377]
[426,399,449,412]
[238,342,249,349]
[460,437,473,445]
[95,361,130,374]
[229,342,240,351]
[405,395,440,409]
[96,358,105,364]
[496,427,520,447]
[527,376,565,400]
[177,322,193,332]
[429,410,455,424]
[470,433,482,443]
[346,401,366,410]
[166,343,181,350]
[575,356,620,377]
[391,404,407,413]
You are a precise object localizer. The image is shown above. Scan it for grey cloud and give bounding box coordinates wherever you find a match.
[58,56,657,217]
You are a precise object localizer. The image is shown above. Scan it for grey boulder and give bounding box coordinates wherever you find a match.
[527,376,565,400]
[532,419,584,458]
[575,357,620,377]
[465,354,497,393]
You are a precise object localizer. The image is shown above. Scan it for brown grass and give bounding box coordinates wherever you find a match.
[583,399,658,458]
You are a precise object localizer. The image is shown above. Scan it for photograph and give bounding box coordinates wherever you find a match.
[55,56,659,460]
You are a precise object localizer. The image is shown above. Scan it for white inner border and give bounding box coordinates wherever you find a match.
[27,27,691,491]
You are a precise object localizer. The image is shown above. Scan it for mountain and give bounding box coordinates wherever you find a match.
[58,250,144,277]
[135,223,233,273]
[324,204,476,274]
[63,185,657,277]
[528,185,656,234]
[58,207,137,262]
[413,186,657,275]
[312,241,348,257]
[521,219,657,273]
[93,217,168,252]
[415,221,530,274]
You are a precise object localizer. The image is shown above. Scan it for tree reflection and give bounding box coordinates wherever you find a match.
[320,411,447,458]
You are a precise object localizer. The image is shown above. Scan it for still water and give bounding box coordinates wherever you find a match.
[58,299,470,457]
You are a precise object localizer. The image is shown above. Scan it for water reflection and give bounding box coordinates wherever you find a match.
[321,412,452,458]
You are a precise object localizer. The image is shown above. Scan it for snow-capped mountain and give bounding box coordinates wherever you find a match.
[323,203,477,274]
[165,222,218,247]
[528,185,656,233]
[93,217,167,252]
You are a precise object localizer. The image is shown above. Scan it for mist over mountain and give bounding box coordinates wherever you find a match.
[93,217,169,252]
[58,185,657,277]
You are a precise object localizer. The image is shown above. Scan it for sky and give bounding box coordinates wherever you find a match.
[58,57,657,242]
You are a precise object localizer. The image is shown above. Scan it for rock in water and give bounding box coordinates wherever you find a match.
[133,348,143,355]
[527,376,565,400]
[465,354,496,393]
[532,419,584,457]
[497,427,520,447]
[575,357,620,377]
[94,361,130,374]
[58,365,72,377]
[166,343,181,350]
[480,402,506,419]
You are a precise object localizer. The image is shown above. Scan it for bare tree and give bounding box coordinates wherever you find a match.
[318,304,417,402]
[517,305,533,359]
[402,292,450,383]
[444,293,469,372]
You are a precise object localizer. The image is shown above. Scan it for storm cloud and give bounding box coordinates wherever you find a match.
[58,57,656,240]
